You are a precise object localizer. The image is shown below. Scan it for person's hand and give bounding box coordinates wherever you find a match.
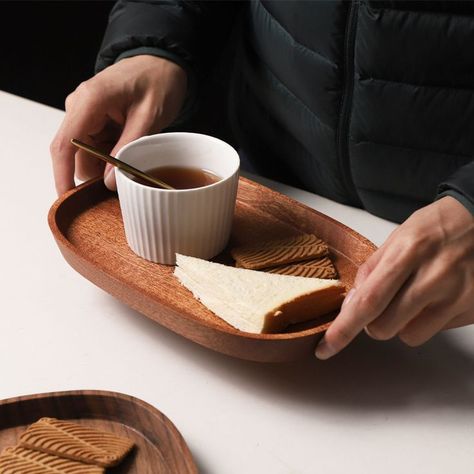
[316,196,474,359]
[50,55,187,195]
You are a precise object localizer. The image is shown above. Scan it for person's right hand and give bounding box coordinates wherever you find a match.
[50,55,188,196]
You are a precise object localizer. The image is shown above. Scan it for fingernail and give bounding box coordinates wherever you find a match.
[315,337,337,360]
[364,326,374,338]
[343,288,356,307]
[104,167,115,189]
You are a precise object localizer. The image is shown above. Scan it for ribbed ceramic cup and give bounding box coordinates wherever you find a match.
[115,132,240,265]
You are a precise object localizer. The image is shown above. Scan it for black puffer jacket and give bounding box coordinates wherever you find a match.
[97,0,474,223]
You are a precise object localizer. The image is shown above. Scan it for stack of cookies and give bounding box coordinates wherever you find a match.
[0,417,134,473]
[231,233,338,279]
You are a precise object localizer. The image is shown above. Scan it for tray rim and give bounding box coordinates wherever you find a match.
[0,388,167,417]
[48,177,377,342]
[0,389,197,472]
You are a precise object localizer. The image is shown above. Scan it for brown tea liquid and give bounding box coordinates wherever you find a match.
[132,165,221,189]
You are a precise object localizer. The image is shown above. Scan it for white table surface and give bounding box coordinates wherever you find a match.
[0,90,473,474]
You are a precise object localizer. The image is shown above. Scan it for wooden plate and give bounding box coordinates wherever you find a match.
[48,177,376,363]
[0,390,197,473]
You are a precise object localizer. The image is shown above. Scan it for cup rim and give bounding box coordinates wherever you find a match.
[115,132,240,193]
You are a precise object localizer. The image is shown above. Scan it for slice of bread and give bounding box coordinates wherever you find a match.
[174,254,345,333]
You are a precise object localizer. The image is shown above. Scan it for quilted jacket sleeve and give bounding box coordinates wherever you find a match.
[437,160,474,215]
[96,0,242,70]
[95,0,243,118]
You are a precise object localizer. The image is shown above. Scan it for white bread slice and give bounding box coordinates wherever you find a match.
[174,253,345,333]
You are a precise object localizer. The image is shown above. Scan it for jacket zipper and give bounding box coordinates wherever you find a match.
[337,0,361,205]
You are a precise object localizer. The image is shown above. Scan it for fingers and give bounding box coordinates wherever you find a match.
[364,245,467,341]
[364,273,426,340]
[76,123,121,182]
[51,86,110,196]
[315,243,416,359]
[398,305,459,347]
[103,164,115,190]
[110,96,163,155]
[443,310,474,330]
[50,124,78,196]
[75,148,106,181]
[353,245,384,288]
[104,102,161,191]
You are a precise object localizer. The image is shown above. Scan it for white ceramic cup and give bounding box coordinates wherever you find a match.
[115,132,240,265]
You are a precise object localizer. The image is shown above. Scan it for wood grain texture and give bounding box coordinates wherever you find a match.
[48,177,376,362]
[0,391,197,474]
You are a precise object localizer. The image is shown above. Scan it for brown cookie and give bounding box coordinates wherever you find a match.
[265,256,338,279]
[0,446,104,474]
[19,417,134,468]
[231,234,329,270]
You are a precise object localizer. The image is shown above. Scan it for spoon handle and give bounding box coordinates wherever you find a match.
[71,138,175,190]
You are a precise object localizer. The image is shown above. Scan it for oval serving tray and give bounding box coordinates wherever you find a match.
[0,390,197,473]
[48,177,376,363]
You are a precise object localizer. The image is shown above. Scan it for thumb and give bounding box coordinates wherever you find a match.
[104,105,160,190]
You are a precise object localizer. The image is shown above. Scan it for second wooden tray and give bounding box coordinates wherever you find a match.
[0,390,197,473]
[48,177,376,362]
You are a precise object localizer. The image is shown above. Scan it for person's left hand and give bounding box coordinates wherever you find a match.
[315,195,474,360]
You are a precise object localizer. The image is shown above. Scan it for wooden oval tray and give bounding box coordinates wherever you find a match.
[0,390,197,473]
[48,177,376,362]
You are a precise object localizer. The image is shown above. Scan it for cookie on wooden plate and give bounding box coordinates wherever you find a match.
[231,233,329,270]
[265,256,338,279]
[19,417,134,468]
[0,446,104,473]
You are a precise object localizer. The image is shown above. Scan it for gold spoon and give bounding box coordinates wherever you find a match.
[71,138,175,190]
